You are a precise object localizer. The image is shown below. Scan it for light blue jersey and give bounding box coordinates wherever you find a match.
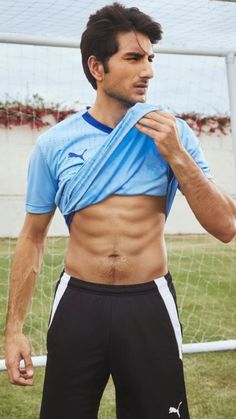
[26,103,212,228]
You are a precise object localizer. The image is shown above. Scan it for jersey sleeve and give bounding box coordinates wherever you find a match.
[173,118,213,196]
[180,119,213,179]
[166,119,214,214]
[25,143,58,213]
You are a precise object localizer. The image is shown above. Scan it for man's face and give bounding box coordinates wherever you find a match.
[100,31,154,108]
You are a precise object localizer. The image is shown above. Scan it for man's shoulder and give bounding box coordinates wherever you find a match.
[36,109,85,150]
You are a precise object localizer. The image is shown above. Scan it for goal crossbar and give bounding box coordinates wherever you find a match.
[0,33,235,57]
[1,340,235,372]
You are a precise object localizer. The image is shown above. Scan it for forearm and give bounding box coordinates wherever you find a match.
[136,111,236,242]
[5,235,45,335]
[170,149,236,242]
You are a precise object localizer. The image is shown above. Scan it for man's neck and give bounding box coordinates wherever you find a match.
[88,96,133,129]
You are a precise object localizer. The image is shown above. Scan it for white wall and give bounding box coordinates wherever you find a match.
[0,123,68,237]
[0,124,235,237]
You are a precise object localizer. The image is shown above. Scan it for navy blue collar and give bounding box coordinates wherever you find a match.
[82,111,113,134]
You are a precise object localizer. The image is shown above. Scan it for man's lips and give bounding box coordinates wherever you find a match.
[134,84,148,93]
[134,83,148,88]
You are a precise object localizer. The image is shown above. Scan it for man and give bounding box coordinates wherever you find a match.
[4,2,236,419]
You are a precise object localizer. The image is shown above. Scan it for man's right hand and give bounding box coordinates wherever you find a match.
[5,333,34,386]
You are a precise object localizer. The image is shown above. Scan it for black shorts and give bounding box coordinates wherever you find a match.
[40,271,190,419]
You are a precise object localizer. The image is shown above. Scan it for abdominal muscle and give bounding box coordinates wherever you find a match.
[64,195,167,284]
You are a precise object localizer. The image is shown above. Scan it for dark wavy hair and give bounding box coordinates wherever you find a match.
[80,2,163,89]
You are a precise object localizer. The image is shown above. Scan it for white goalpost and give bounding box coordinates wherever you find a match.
[0,1,236,372]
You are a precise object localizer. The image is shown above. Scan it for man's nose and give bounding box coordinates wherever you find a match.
[140,61,154,79]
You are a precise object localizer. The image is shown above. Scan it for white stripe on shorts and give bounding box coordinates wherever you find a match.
[154,277,182,360]
[48,272,70,329]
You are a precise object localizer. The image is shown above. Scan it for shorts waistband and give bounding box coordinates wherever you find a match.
[60,271,172,295]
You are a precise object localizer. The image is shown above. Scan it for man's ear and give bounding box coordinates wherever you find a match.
[87,56,105,83]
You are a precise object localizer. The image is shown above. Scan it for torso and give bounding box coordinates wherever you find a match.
[65,194,167,284]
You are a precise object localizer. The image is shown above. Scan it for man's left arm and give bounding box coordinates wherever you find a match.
[136,111,236,243]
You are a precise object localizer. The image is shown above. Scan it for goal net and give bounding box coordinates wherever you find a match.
[0,36,236,366]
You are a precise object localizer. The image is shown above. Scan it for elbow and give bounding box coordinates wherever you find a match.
[216,219,236,243]
[219,233,234,244]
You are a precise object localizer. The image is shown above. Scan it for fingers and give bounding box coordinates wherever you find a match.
[6,353,34,386]
[144,110,176,122]
[135,110,182,162]
[136,116,170,134]
[8,364,34,386]
[136,111,176,137]
[24,354,34,378]
[8,365,34,386]
[5,333,34,386]
[136,118,172,142]
[136,121,164,139]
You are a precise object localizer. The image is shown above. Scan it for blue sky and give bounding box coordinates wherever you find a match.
[0,42,230,115]
[0,0,235,115]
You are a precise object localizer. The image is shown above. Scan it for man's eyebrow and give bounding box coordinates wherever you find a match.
[124,52,155,59]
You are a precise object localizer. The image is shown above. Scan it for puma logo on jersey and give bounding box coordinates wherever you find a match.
[68,149,87,161]
[169,401,182,417]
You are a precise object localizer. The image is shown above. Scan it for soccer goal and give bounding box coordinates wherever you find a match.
[0,2,236,371]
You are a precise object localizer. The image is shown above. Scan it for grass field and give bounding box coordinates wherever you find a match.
[0,235,235,418]
[0,352,235,419]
